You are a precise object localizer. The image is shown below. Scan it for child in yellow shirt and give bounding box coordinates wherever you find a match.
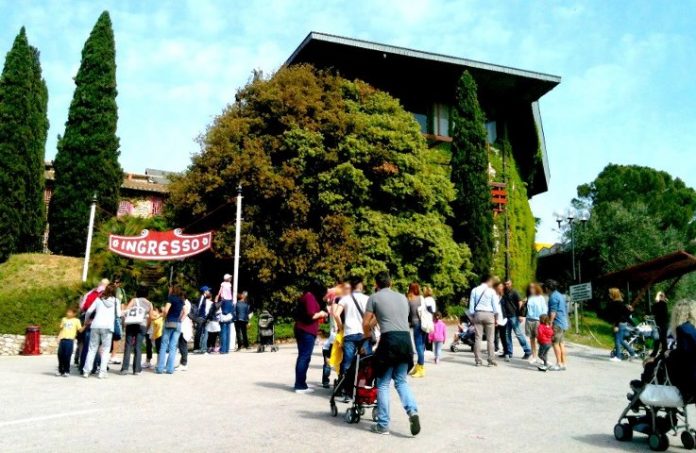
[144,307,164,369]
[56,308,82,377]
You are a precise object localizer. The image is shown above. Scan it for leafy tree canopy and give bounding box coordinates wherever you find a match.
[169,65,472,307]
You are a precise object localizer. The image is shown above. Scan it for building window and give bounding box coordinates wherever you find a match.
[486,121,497,144]
[433,104,450,136]
[412,112,428,133]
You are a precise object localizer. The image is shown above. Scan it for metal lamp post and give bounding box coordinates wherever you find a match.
[555,210,589,283]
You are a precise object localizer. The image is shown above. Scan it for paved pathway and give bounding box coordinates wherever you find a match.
[0,337,691,452]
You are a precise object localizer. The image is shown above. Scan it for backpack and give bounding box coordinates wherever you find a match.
[124,298,148,325]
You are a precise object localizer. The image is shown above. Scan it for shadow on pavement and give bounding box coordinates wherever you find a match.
[573,433,647,451]
[296,410,413,439]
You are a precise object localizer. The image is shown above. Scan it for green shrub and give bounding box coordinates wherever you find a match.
[0,284,84,335]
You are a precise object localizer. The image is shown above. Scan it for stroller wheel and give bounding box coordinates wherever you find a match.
[682,431,696,450]
[372,407,378,422]
[359,407,365,416]
[450,344,456,352]
[614,423,633,442]
[330,403,338,417]
[344,408,359,424]
[648,433,669,451]
[257,346,263,353]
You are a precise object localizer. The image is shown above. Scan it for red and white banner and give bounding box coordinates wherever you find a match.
[108,229,213,260]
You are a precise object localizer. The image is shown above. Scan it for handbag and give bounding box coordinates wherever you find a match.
[124,298,147,325]
[112,300,122,341]
[418,297,434,333]
[639,364,684,408]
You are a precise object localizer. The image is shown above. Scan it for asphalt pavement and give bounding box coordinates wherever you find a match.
[0,334,691,453]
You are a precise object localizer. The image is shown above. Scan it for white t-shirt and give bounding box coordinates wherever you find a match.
[338,292,369,337]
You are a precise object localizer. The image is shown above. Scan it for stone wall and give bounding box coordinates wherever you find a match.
[0,333,59,356]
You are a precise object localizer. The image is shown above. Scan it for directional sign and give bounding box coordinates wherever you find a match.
[569,282,592,302]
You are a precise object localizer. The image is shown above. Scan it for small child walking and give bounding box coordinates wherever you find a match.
[144,307,164,369]
[536,314,554,372]
[428,312,447,364]
[56,308,82,377]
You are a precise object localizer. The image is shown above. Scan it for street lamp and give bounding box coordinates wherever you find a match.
[554,209,589,282]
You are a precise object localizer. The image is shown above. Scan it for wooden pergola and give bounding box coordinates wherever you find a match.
[599,250,696,309]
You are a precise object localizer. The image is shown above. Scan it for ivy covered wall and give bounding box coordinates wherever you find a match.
[430,140,537,291]
[489,140,537,291]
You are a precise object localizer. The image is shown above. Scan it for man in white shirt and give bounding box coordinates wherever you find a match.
[468,275,500,367]
[334,276,372,400]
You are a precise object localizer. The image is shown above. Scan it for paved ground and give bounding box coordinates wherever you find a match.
[0,334,693,453]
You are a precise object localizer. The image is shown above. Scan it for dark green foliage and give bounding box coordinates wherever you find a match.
[0,28,48,261]
[450,71,493,279]
[49,11,121,256]
[571,164,696,301]
[489,141,537,290]
[169,65,471,308]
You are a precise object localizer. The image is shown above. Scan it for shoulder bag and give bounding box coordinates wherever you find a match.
[418,296,434,333]
[112,300,122,340]
[640,362,684,408]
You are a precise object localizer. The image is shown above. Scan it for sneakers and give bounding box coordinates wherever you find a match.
[109,359,121,365]
[82,372,89,379]
[119,370,128,376]
[98,373,107,379]
[62,373,69,378]
[55,371,62,377]
[475,361,483,367]
[295,388,315,394]
[504,355,511,362]
[522,353,531,360]
[548,365,561,371]
[142,363,151,369]
[487,360,498,367]
[409,413,421,436]
[537,365,548,372]
[370,424,390,435]
[610,357,622,363]
[528,357,538,364]
[176,364,188,371]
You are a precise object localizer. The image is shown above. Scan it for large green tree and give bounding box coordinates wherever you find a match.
[0,27,48,261]
[49,11,121,256]
[450,71,493,279]
[571,164,696,300]
[169,65,472,307]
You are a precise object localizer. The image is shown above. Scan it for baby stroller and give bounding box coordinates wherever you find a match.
[614,358,695,451]
[611,317,656,359]
[256,310,278,353]
[330,353,378,424]
[451,314,475,352]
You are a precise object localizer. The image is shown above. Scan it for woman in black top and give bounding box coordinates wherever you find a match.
[650,291,669,358]
[607,288,636,361]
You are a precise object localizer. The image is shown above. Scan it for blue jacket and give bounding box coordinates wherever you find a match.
[235,301,251,322]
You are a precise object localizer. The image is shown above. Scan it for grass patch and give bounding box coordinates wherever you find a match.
[0,254,85,335]
[565,309,614,350]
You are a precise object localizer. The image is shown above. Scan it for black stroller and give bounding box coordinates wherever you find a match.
[256,310,278,353]
[451,314,476,352]
[614,358,695,451]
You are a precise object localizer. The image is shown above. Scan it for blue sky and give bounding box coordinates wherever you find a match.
[2,0,695,242]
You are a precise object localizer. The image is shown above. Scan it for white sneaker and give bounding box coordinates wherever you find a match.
[142,363,151,369]
[176,364,188,371]
[55,371,62,377]
[295,388,315,394]
[610,357,622,362]
[528,357,538,364]
[98,373,108,379]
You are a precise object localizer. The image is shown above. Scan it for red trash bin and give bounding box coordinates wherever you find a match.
[22,325,41,355]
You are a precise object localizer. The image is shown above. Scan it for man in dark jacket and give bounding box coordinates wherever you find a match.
[502,280,532,360]
[363,272,420,437]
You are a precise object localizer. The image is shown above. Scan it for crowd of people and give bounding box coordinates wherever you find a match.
[55,274,253,378]
[54,269,696,438]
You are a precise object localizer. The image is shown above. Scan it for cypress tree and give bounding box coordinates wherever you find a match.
[450,71,494,279]
[19,46,49,252]
[0,27,47,261]
[49,11,122,256]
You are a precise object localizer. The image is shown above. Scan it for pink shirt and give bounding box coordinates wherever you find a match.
[220,281,232,300]
[429,320,447,343]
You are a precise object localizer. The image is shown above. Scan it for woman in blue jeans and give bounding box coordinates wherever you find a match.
[407,282,427,378]
[157,286,186,374]
[293,281,327,394]
[607,288,636,362]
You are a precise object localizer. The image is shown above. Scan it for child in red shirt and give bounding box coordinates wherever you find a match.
[537,314,554,371]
